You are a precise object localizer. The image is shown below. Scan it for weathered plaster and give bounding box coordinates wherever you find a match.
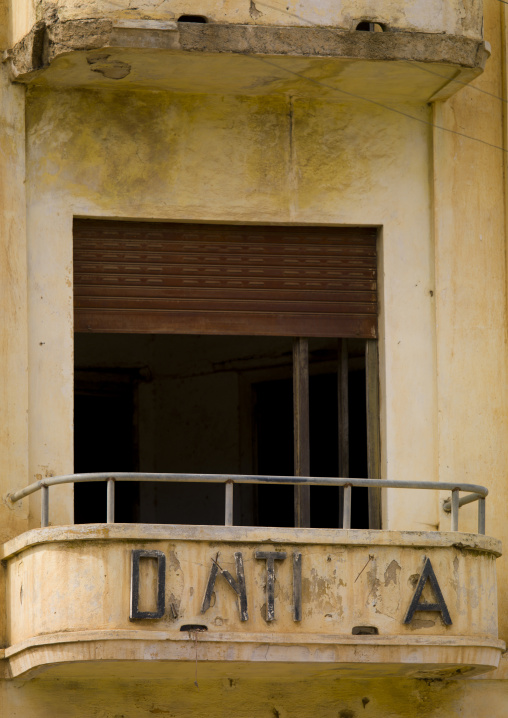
[0,65,29,544]
[29,0,483,38]
[7,0,35,47]
[432,0,508,640]
[0,0,9,50]
[3,669,508,718]
[6,21,490,75]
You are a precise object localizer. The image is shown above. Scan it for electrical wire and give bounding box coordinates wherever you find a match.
[249,1,508,154]
[256,1,508,107]
[252,55,508,153]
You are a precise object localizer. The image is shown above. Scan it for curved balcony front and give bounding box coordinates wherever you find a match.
[0,525,503,680]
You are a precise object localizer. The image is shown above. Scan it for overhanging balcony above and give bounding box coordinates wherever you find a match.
[3,13,490,103]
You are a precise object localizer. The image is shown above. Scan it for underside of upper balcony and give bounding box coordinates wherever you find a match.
[3,12,490,103]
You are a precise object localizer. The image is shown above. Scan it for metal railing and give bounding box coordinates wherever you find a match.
[8,473,488,534]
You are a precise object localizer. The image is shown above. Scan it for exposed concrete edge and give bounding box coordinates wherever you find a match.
[2,19,490,84]
[177,24,490,68]
[5,632,504,680]
[1,525,502,560]
[6,628,506,655]
[473,651,508,680]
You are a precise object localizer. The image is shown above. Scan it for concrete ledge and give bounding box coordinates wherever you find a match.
[177,24,489,67]
[1,525,502,560]
[4,630,505,680]
[3,20,489,86]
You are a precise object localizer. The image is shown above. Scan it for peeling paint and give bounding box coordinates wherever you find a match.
[384,560,401,587]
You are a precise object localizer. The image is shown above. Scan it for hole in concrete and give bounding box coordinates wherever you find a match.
[355,21,386,32]
[178,15,208,22]
[352,625,379,635]
[180,624,208,632]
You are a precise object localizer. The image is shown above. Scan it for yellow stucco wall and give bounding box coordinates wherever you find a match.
[2,0,508,714]
[22,86,438,533]
[7,0,35,46]
[2,666,508,717]
[0,66,29,545]
[433,1,508,641]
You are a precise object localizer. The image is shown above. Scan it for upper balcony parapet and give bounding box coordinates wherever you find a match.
[13,0,484,43]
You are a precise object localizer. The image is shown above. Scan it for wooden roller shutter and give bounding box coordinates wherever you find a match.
[73,220,377,338]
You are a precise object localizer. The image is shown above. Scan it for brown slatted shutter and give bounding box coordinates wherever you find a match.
[73,220,377,338]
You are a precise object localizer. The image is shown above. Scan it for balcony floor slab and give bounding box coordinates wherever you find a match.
[2,630,505,680]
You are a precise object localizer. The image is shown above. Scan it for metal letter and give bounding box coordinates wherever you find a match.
[403,558,452,626]
[130,549,166,620]
[293,552,302,622]
[201,552,248,621]
[255,551,287,622]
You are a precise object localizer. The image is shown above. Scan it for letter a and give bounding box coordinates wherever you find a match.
[404,558,452,625]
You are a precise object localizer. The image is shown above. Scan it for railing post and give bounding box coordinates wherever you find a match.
[342,484,352,529]
[451,488,459,531]
[107,478,115,523]
[41,485,49,528]
[225,480,234,527]
[478,497,486,535]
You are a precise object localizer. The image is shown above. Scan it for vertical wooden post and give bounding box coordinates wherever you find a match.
[338,339,349,527]
[338,339,349,477]
[293,338,310,528]
[366,339,382,529]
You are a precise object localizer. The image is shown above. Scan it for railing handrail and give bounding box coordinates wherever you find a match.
[8,472,488,535]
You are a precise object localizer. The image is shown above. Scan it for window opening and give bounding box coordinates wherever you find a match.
[73,219,379,529]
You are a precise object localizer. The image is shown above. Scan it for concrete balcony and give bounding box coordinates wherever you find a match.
[3,0,489,103]
[0,474,502,680]
[0,524,503,680]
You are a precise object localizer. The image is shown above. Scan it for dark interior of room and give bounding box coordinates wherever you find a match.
[74,334,369,528]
